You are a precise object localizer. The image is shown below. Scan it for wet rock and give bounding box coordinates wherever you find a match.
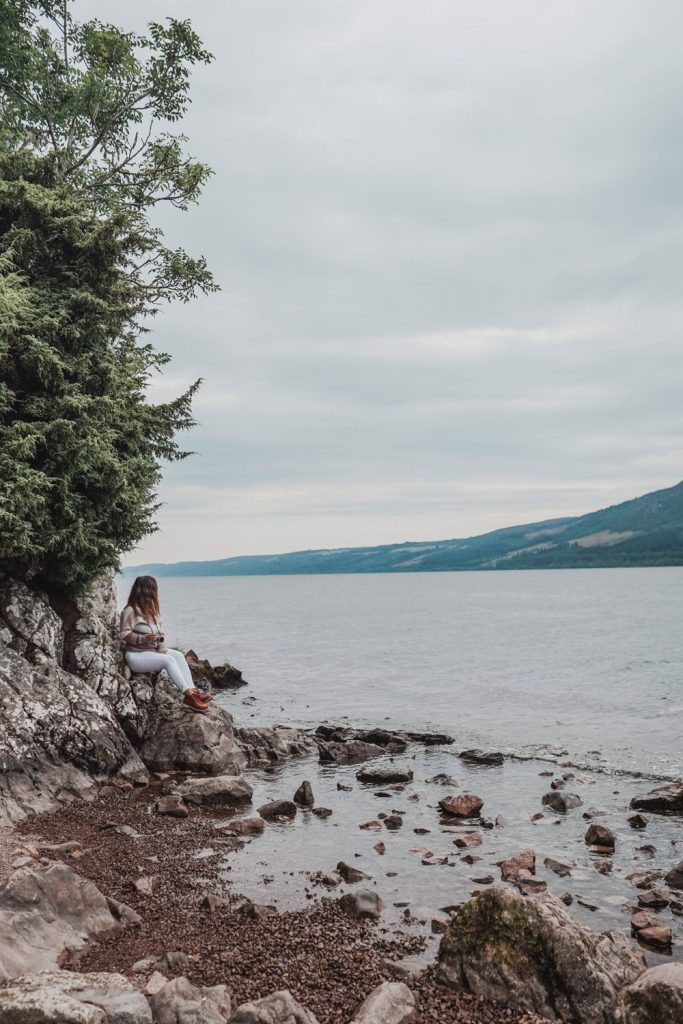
[155,794,188,818]
[318,740,385,765]
[626,871,662,889]
[225,817,265,836]
[665,860,683,890]
[585,823,615,850]
[637,925,672,948]
[422,853,449,866]
[384,814,403,830]
[637,889,669,909]
[139,704,246,775]
[185,649,246,691]
[176,775,253,807]
[542,791,582,813]
[544,857,572,878]
[359,820,382,831]
[311,807,332,819]
[293,781,314,807]
[439,793,483,818]
[500,850,536,882]
[149,975,231,1023]
[472,874,494,885]
[550,778,566,790]
[349,981,417,1024]
[236,726,318,765]
[617,963,683,1024]
[594,860,613,875]
[630,783,683,815]
[337,861,369,884]
[427,773,457,786]
[0,970,152,1023]
[229,989,319,1024]
[454,832,482,849]
[516,873,548,895]
[356,767,414,785]
[374,842,386,855]
[630,910,658,933]
[459,749,504,766]
[338,890,386,920]
[258,800,297,820]
[405,731,454,745]
[561,892,573,906]
[628,813,648,830]
[438,885,645,1023]
[337,783,352,791]
[0,861,124,978]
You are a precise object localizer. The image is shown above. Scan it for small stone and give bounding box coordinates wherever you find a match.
[384,814,403,830]
[226,817,265,836]
[134,875,158,897]
[542,791,582,813]
[374,842,386,855]
[337,861,369,884]
[156,794,188,818]
[293,781,314,807]
[311,806,332,819]
[595,860,613,875]
[359,820,382,830]
[544,857,572,877]
[585,823,615,850]
[628,813,648,829]
[454,832,482,849]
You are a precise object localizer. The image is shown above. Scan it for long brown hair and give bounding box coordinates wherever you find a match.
[127,576,160,622]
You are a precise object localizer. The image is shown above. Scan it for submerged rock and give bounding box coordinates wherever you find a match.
[438,885,645,1023]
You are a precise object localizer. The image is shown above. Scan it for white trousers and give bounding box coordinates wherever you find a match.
[125,648,195,693]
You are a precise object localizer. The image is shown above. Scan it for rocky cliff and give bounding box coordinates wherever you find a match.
[0,572,243,824]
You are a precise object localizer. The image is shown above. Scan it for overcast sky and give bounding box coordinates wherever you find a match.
[83,0,683,563]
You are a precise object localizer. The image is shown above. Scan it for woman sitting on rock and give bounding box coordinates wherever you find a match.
[120,575,212,713]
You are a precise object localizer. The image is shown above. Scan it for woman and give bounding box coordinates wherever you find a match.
[120,576,212,713]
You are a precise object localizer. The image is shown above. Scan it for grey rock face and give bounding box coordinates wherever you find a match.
[438,886,645,1024]
[616,963,683,1024]
[0,861,124,979]
[0,970,152,1024]
[229,989,319,1024]
[350,982,417,1024]
[148,976,231,1024]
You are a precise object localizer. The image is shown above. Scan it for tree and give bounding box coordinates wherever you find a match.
[0,2,216,594]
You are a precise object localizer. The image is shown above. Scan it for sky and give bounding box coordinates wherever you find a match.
[82,0,683,563]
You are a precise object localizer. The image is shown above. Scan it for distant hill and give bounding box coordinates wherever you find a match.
[124,480,683,577]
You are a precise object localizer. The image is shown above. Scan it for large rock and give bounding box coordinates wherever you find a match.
[229,990,319,1024]
[438,886,645,1023]
[630,784,683,815]
[236,726,318,765]
[0,970,152,1023]
[176,775,253,806]
[138,704,246,775]
[356,766,413,785]
[338,890,385,920]
[439,793,483,818]
[148,976,231,1024]
[318,740,386,765]
[617,963,683,1024]
[0,861,124,979]
[350,982,416,1024]
[665,860,683,890]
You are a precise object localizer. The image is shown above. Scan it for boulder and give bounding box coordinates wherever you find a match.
[542,791,582,813]
[438,886,645,1023]
[439,794,484,818]
[293,781,314,807]
[500,850,536,882]
[637,926,672,948]
[224,817,265,836]
[318,740,386,765]
[337,861,369,884]
[617,964,683,1024]
[350,981,417,1024]
[258,800,297,820]
[630,784,683,815]
[339,890,386,920]
[139,704,246,775]
[184,650,246,690]
[0,861,124,979]
[176,775,253,806]
[356,767,414,785]
[229,989,319,1024]
[0,970,152,1024]
[155,794,188,818]
[149,975,231,1024]
[665,860,683,890]
[459,749,504,766]
[585,824,615,850]
[628,814,648,830]
[236,726,318,765]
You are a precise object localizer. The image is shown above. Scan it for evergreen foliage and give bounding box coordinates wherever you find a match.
[0,2,215,594]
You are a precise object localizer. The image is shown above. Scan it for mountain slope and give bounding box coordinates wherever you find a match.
[125,480,683,577]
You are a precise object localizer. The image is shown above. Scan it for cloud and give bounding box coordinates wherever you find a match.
[78,0,683,561]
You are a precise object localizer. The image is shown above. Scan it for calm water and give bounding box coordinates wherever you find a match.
[119,568,683,779]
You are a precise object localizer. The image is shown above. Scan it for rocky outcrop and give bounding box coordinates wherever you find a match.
[0,970,152,1024]
[438,886,645,1023]
[185,649,246,690]
[0,860,132,979]
[630,784,683,815]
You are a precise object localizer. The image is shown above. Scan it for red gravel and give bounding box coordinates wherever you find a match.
[18,785,548,1023]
